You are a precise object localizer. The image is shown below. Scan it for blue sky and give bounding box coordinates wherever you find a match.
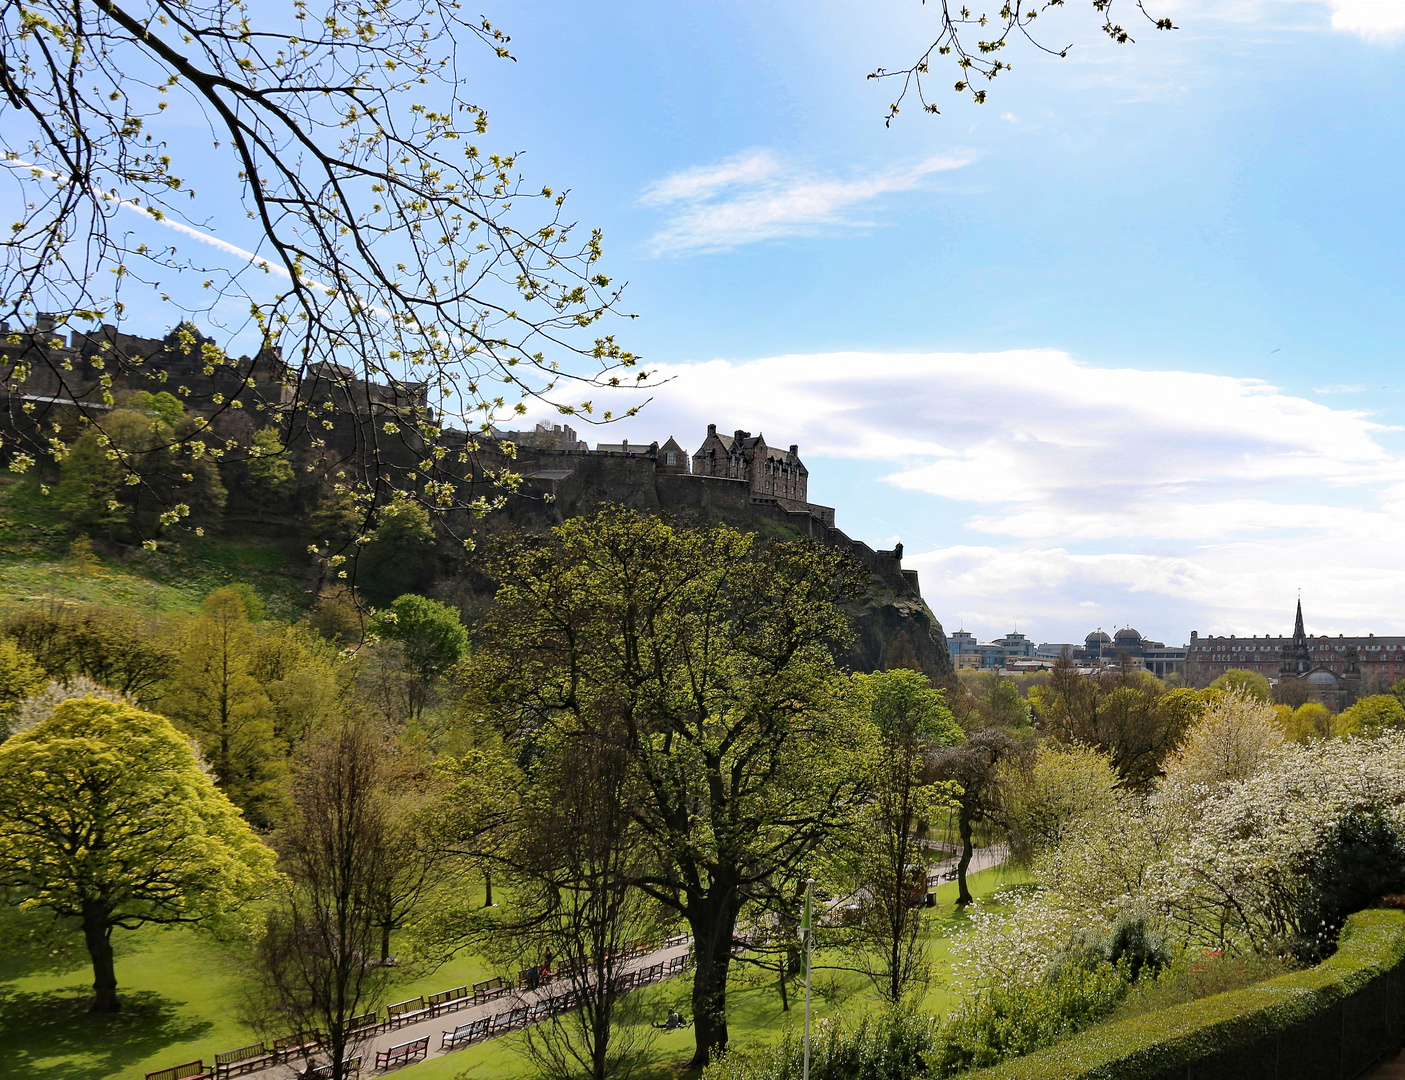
[9,0,1405,645]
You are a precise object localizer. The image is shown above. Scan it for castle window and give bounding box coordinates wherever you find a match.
[666,451,676,465]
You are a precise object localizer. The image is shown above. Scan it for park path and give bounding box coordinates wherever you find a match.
[209,845,1009,1079]
[238,939,694,1080]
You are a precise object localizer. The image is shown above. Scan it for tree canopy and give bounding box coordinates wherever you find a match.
[467,507,873,1066]
[1,0,645,540]
[0,696,274,1011]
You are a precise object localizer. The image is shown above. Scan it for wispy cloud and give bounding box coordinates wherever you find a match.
[641,151,972,255]
[1314,383,1369,394]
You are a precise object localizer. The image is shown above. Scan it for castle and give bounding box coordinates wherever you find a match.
[0,319,955,681]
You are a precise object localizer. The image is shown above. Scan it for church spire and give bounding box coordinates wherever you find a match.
[1282,595,1312,677]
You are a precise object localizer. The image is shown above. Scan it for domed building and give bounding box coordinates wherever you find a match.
[1069,626,1186,677]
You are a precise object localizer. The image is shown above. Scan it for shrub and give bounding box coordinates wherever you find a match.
[704,1011,943,1080]
[931,960,1130,1076]
[961,908,1405,1080]
[1109,950,1297,1021]
[1291,809,1405,961]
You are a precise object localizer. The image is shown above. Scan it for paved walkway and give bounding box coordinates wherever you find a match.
[242,940,694,1079]
[204,848,1010,1079]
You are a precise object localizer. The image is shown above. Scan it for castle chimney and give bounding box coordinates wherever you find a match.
[790,444,798,456]
[707,423,716,436]
[35,313,56,334]
[735,430,747,442]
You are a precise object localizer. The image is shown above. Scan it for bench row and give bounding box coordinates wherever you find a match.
[145,952,692,1080]
[145,1031,323,1080]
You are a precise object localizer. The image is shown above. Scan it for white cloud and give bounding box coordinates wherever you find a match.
[638,151,782,207]
[545,348,1405,639]
[1328,0,1405,39]
[641,152,972,255]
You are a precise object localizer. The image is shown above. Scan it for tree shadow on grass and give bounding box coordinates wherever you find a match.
[0,907,89,983]
[0,986,213,1080]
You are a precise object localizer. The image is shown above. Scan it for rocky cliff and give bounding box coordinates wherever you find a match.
[447,446,955,685]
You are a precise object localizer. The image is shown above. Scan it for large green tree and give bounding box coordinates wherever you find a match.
[1030,656,1199,789]
[369,593,468,723]
[0,696,274,1011]
[54,405,227,541]
[840,669,961,1005]
[467,508,874,1066]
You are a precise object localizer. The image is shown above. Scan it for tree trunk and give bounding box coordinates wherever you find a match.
[484,869,493,907]
[380,921,392,964]
[81,902,120,1013]
[687,894,741,1068]
[955,811,974,908]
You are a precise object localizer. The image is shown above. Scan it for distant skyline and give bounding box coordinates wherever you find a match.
[6,0,1404,642]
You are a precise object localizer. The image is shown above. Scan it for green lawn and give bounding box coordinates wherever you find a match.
[393,864,1028,1080]
[0,788,1023,1080]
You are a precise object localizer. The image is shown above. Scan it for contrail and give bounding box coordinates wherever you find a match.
[4,156,298,283]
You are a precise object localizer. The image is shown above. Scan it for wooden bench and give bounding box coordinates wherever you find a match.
[145,1061,208,1080]
[386,996,432,1028]
[472,975,509,1002]
[347,1010,379,1034]
[440,1016,490,1051]
[214,1042,272,1078]
[427,985,469,1014]
[666,954,688,975]
[373,1036,429,1072]
[272,1032,322,1062]
[299,1055,360,1079]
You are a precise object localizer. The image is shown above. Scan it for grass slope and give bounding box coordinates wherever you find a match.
[0,866,1023,1080]
[0,476,308,620]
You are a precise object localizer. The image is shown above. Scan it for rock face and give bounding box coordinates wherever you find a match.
[449,446,955,686]
[842,592,954,684]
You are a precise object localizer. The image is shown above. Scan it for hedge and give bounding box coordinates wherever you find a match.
[963,909,1405,1080]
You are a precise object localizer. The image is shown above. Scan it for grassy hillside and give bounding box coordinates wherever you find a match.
[0,477,310,620]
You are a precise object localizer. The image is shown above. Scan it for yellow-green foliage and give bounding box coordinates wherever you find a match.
[0,697,275,931]
[1339,695,1405,739]
[962,908,1405,1080]
[1278,701,1336,742]
[1000,743,1121,862]
[0,636,45,730]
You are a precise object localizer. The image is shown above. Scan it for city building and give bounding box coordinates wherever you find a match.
[948,629,1037,670]
[1185,600,1401,706]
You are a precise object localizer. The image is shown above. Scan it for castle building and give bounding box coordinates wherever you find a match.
[691,424,809,509]
[1184,599,1402,704]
